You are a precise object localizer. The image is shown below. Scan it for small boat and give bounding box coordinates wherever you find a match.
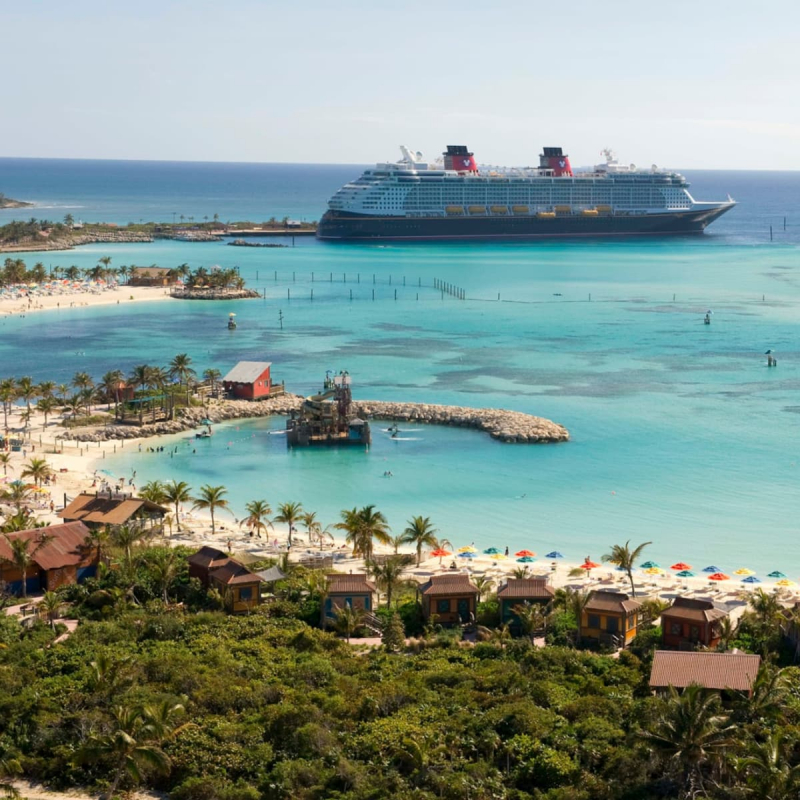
[227,313,237,330]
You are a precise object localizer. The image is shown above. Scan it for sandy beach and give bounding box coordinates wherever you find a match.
[0,282,172,317]
[1,405,782,630]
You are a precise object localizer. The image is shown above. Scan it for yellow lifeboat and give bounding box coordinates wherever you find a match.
[581,209,599,216]
[468,205,486,214]
[596,204,612,214]
[554,205,571,213]
[512,205,529,214]
[537,211,556,219]
[490,205,508,214]
[445,206,465,215]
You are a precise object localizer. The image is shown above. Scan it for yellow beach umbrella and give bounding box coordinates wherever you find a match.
[490,553,508,560]
[733,568,755,576]
[644,567,665,575]
[775,579,796,587]
[458,545,477,553]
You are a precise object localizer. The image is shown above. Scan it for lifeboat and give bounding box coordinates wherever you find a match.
[490,205,508,214]
[554,205,571,213]
[596,204,612,213]
[537,211,556,218]
[581,209,599,216]
[512,205,529,214]
[468,206,486,214]
[445,205,465,215]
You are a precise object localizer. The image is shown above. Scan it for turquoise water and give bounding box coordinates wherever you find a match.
[2,161,800,573]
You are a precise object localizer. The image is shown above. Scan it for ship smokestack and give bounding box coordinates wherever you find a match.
[443,145,478,173]
[540,146,572,177]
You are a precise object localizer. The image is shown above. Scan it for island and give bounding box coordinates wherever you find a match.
[0,191,33,209]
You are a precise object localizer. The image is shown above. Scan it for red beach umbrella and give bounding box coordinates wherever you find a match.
[430,548,452,566]
[708,572,730,581]
[515,549,536,558]
[580,560,600,570]
[671,562,692,571]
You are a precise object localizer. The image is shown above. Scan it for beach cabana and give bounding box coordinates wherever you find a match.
[59,492,167,530]
[497,578,554,632]
[208,560,264,614]
[0,522,96,596]
[419,574,479,625]
[649,651,761,697]
[581,590,642,649]
[324,573,376,624]
[661,597,729,650]
[187,546,230,587]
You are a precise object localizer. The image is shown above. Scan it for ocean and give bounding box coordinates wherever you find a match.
[2,158,800,575]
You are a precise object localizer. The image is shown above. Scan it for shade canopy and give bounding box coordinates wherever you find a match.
[676,570,696,578]
[733,568,755,576]
[490,553,508,561]
[644,567,665,575]
[671,562,692,571]
[517,556,536,563]
[457,552,477,559]
[580,560,600,570]
[430,549,451,557]
[639,561,661,569]
[768,571,787,578]
[741,575,761,584]
[776,579,796,587]
[703,566,723,573]
[515,550,536,557]
[546,551,564,559]
[707,572,730,581]
[483,547,502,555]
[458,546,477,553]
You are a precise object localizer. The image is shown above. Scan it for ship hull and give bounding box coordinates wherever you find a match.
[317,205,734,241]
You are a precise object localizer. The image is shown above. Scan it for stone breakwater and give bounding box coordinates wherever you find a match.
[170,288,261,300]
[0,231,154,253]
[65,396,568,444]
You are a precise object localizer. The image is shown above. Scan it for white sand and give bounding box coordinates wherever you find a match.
[0,284,171,317]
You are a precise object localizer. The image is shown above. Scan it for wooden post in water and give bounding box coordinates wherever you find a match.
[394,289,397,301]
[274,271,277,282]
[770,225,773,241]
[287,288,291,300]
[311,289,313,301]
[350,289,352,301]
[312,271,314,282]
[293,271,295,282]
[372,289,375,301]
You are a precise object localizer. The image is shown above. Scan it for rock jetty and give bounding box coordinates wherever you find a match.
[170,288,261,300]
[64,396,568,444]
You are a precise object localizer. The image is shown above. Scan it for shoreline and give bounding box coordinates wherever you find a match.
[0,285,172,316]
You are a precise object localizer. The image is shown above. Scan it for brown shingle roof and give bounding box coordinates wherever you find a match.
[187,546,229,569]
[326,573,376,594]
[662,597,729,624]
[133,267,173,277]
[59,493,167,526]
[497,578,555,599]
[420,573,478,596]
[585,590,642,614]
[649,651,761,692]
[209,560,263,586]
[0,522,92,570]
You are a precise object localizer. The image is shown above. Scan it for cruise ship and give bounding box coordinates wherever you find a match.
[317,145,735,241]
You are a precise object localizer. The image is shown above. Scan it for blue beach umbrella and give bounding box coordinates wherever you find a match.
[458,552,476,559]
[703,566,722,573]
[741,575,761,584]
[484,547,502,555]
[517,556,536,563]
[676,570,696,578]
[768,571,787,578]
[639,561,660,569]
[545,551,563,559]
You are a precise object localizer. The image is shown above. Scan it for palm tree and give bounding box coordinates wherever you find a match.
[336,505,391,561]
[98,256,112,277]
[72,371,94,393]
[0,453,10,477]
[192,485,229,535]
[99,370,124,411]
[39,591,64,631]
[556,587,591,646]
[163,480,191,532]
[146,549,179,604]
[111,525,146,572]
[0,380,16,430]
[0,531,52,598]
[734,732,800,798]
[139,480,168,506]
[37,380,56,399]
[36,396,57,428]
[369,556,406,607]
[243,500,272,539]
[300,510,321,545]
[334,604,363,643]
[274,501,304,546]
[202,368,222,396]
[21,457,52,487]
[16,376,37,414]
[640,684,735,797]
[79,702,184,799]
[749,587,782,629]
[472,575,495,603]
[514,601,550,642]
[2,481,31,513]
[169,353,196,404]
[602,539,652,597]
[400,515,439,566]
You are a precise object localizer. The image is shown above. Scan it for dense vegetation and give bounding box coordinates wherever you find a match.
[1,534,800,799]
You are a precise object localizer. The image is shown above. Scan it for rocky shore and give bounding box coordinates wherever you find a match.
[63,396,569,444]
[170,288,261,300]
[0,231,153,253]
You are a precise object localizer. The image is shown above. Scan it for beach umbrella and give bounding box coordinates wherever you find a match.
[676,570,696,578]
[741,575,761,584]
[546,551,563,559]
[483,547,502,555]
[517,556,536,563]
[458,552,476,559]
[644,567,665,575]
[671,562,692,571]
[200,418,213,426]
[703,566,723,573]
[490,553,508,561]
[776,579,796,588]
[430,548,451,566]
[733,568,755,576]
[515,549,536,557]
[639,561,660,569]
[768,571,787,578]
[580,560,600,570]
[708,572,730,581]
[458,545,477,553]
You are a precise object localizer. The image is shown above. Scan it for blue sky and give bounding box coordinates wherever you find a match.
[3,0,799,168]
